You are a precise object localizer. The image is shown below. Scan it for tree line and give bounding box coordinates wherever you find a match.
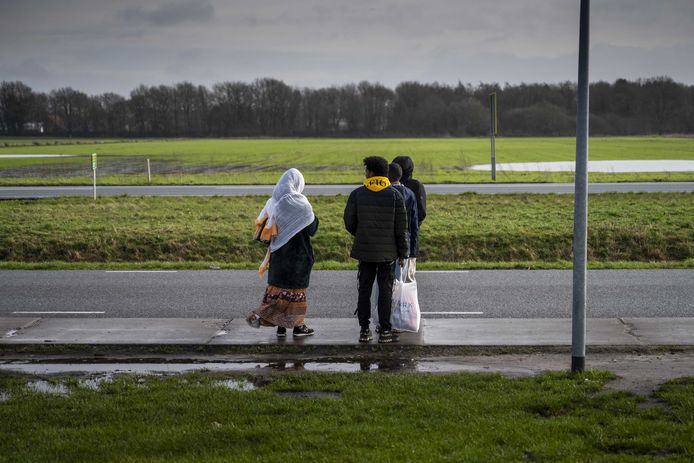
[1,77,693,137]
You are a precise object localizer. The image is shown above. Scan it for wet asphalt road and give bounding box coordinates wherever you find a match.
[1,269,691,319]
[1,182,693,199]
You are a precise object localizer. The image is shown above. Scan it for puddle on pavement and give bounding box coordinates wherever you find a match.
[0,360,539,377]
[217,379,256,391]
[469,159,694,173]
[27,380,70,395]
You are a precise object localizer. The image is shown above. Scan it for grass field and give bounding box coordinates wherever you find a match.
[1,371,692,462]
[1,193,691,269]
[1,136,692,185]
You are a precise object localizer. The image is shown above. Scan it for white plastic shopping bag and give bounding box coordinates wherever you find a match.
[390,275,420,332]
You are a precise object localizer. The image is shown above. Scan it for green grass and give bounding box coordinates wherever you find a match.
[1,136,692,185]
[1,371,692,462]
[0,193,691,268]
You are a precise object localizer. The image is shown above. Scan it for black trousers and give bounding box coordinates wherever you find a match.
[357,261,395,331]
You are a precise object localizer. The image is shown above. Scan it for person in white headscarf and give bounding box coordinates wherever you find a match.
[246,168,319,337]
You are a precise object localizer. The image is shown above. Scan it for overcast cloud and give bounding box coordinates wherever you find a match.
[1,0,693,95]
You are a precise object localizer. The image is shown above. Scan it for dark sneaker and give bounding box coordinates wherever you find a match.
[378,330,398,344]
[276,327,287,338]
[375,324,400,335]
[293,325,314,337]
[359,328,373,343]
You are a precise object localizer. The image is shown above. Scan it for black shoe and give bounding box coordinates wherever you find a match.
[359,328,372,343]
[276,327,287,338]
[293,325,314,337]
[375,324,400,335]
[378,330,399,344]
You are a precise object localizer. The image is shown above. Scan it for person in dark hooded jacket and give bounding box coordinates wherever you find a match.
[392,156,426,227]
[392,155,426,281]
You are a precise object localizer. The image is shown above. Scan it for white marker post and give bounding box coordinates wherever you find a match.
[91,153,97,200]
[147,158,152,185]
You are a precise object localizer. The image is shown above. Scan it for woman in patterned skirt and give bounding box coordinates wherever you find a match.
[246,168,319,337]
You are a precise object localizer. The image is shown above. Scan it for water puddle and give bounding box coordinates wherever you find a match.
[217,379,256,391]
[469,160,694,173]
[0,363,269,375]
[27,380,70,395]
[0,360,539,377]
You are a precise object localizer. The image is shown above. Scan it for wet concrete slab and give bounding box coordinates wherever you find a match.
[626,318,694,345]
[419,318,638,346]
[210,318,424,345]
[1,318,230,344]
[0,317,691,346]
[216,318,638,346]
[1,318,39,338]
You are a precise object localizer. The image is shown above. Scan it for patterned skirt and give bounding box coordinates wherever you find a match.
[252,285,307,328]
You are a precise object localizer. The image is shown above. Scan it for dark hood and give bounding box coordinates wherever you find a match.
[392,156,414,181]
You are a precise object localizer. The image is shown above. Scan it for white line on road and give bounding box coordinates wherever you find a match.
[104,270,178,273]
[422,312,484,315]
[12,311,106,314]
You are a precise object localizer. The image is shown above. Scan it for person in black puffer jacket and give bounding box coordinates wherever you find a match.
[344,156,408,344]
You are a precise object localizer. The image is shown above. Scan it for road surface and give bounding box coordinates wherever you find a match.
[1,182,693,199]
[1,269,691,319]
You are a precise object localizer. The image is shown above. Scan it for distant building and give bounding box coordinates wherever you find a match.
[22,122,45,134]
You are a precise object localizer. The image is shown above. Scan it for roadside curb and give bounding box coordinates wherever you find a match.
[2,317,692,350]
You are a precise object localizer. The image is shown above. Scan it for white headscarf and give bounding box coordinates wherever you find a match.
[257,168,315,252]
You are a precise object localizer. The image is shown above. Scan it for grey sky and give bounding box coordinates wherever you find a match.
[1,0,693,96]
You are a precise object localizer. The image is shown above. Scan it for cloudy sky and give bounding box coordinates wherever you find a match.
[1,0,693,96]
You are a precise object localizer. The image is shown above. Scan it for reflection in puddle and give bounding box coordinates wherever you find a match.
[416,362,536,377]
[27,380,70,395]
[1,360,538,377]
[217,379,256,391]
[0,363,270,375]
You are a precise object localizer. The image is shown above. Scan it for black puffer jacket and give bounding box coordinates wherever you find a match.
[343,184,409,262]
[393,156,427,225]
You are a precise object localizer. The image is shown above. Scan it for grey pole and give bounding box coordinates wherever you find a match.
[489,93,497,181]
[571,0,590,372]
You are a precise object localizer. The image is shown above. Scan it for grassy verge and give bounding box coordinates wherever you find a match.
[1,371,692,462]
[1,136,693,185]
[1,193,691,268]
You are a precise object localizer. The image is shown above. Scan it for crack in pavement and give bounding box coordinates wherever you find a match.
[618,317,645,345]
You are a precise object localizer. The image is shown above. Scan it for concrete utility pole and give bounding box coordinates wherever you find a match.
[572,0,590,372]
[489,93,497,181]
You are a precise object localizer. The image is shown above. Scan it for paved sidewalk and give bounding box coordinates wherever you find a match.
[2,317,692,346]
